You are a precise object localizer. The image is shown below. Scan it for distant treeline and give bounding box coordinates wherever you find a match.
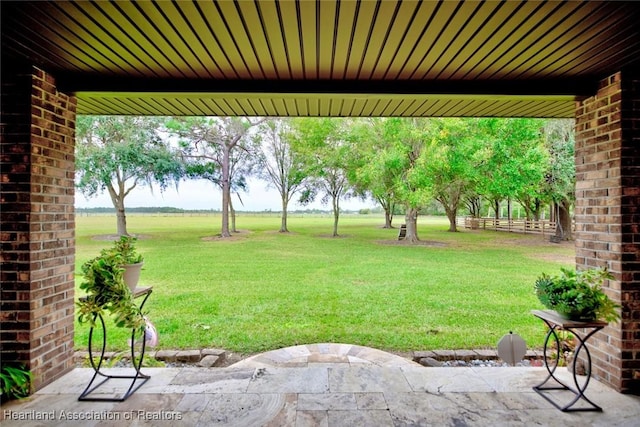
[78,207,212,214]
[75,207,373,215]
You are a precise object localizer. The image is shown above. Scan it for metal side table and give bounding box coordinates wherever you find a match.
[79,286,152,402]
[531,309,607,412]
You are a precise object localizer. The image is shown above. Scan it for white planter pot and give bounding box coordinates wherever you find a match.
[121,262,144,292]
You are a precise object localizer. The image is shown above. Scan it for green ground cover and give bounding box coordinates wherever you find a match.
[74,213,574,357]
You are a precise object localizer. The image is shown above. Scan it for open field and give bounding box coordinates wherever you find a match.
[74,213,575,357]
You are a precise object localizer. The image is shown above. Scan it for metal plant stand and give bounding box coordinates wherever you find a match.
[531,309,607,412]
[79,287,152,402]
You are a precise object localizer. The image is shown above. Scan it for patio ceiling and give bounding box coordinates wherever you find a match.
[2,1,639,118]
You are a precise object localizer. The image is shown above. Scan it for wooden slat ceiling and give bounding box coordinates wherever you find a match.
[2,0,639,118]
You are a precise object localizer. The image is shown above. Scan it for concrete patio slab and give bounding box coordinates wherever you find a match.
[2,344,639,426]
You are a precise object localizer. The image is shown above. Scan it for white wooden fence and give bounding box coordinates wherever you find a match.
[456,217,563,237]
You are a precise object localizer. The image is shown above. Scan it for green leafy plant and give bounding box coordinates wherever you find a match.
[1,364,32,401]
[77,250,145,332]
[104,235,144,265]
[535,267,620,322]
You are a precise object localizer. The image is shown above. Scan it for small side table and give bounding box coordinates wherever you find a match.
[531,309,607,412]
[79,286,152,402]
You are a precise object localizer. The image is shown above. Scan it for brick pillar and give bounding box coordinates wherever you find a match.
[1,62,77,391]
[574,70,640,394]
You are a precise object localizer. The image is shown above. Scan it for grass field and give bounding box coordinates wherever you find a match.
[74,213,575,357]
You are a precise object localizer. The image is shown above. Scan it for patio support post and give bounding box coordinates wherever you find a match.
[0,60,77,391]
[574,69,640,394]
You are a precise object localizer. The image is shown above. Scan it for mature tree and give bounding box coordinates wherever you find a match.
[224,149,257,233]
[75,115,183,236]
[347,118,399,228]
[426,118,481,232]
[290,118,352,237]
[381,118,433,242]
[184,154,253,233]
[513,143,548,221]
[256,118,308,232]
[169,117,264,237]
[542,119,576,240]
[474,118,546,220]
[474,119,511,218]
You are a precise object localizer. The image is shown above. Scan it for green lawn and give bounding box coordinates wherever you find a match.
[74,213,574,356]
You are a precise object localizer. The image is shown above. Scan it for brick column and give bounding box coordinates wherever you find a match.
[574,70,640,394]
[1,62,77,390]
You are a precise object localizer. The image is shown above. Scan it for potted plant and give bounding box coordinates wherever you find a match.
[1,364,32,402]
[76,248,145,332]
[104,236,144,291]
[534,267,620,323]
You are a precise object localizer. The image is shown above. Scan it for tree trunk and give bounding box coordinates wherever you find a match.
[445,207,457,232]
[332,195,340,237]
[116,206,128,236]
[280,195,289,233]
[220,147,231,237]
[437,192,460,233]
[557,199,573,240]
[533,199,542,221]
[229,196,237,233]
[493,200,500,219]
[404,207,420,242]
[522,200,533,220]
[108,185,129,236]
[384,209,393,229]
[466,196,481,218]
[378,197,394,228]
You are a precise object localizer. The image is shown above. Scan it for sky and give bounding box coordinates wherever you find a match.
[74,178,376,212]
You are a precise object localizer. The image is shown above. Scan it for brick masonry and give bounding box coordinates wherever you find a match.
[1,62,77,390]
[574,70,640,394]
[1,63,638,395]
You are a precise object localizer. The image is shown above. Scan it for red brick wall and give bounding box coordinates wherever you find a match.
[620,71,640,394]
[1,63,77,390]
[574,70,640,394]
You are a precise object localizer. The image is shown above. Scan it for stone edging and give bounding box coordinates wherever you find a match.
[74,348,545,368]
[74,348,227,368]
[412,349,544,367]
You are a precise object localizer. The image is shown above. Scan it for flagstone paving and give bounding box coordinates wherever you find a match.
[2,344,639,426]
[230,343,421,369]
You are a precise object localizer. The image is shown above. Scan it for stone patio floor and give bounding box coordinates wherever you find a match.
[2,343,639,426]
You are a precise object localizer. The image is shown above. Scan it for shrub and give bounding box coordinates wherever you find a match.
[1,364,32,401]
[535,267,620,323]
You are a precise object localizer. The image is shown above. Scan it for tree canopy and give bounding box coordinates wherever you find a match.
[75,115,183,236]
[256,118,308,232]
[425,118,482,232]
[167,116,264,237]
[76,115,576,243]
[370,118,434,242]
[289,118,354,237]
